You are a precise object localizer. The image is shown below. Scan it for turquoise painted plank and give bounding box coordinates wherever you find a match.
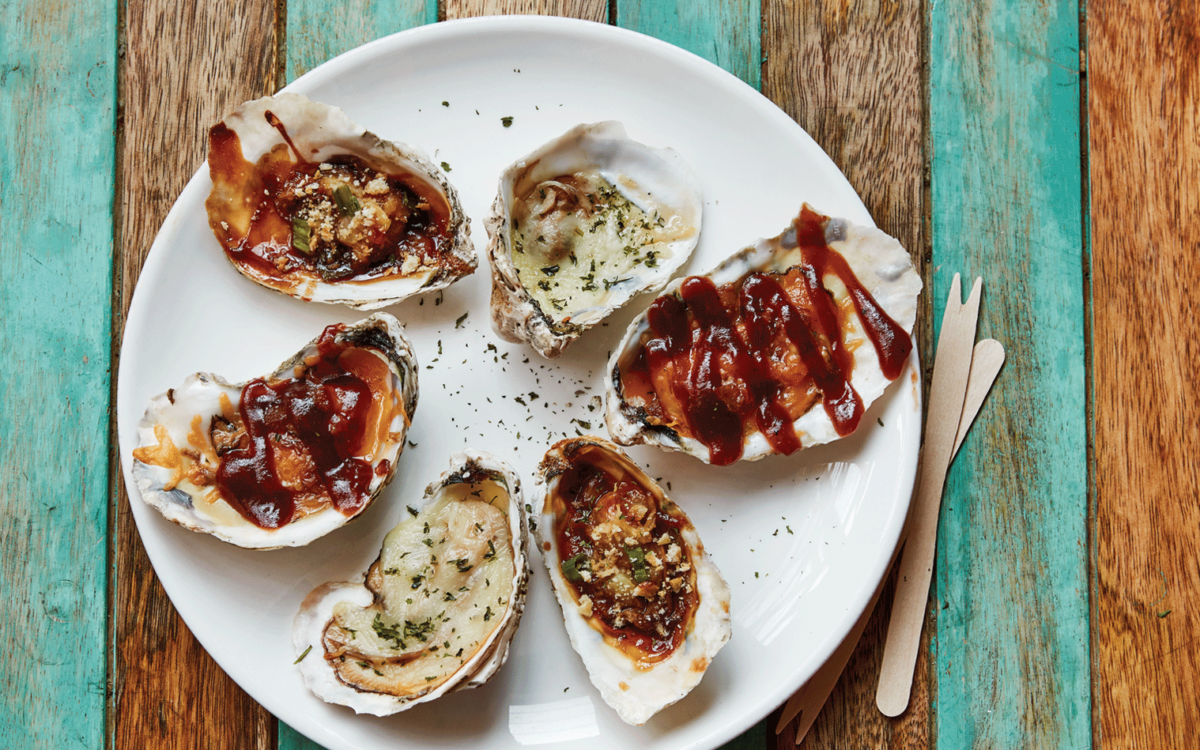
[0,0,116,747]
[616,7,763,750]
[929,0,1089,747]
[286,0,437,82]
[617,0,761,90]
[282,6,436,748]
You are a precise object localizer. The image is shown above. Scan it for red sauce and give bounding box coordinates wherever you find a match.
[215,325,377,529]
[625,207,912,465]
[551,446,697,665]
[207,112,463,285]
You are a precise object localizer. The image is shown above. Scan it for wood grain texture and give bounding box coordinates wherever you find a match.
[1089,0,1200,746]
[113,1,278,747]
[0,0,114,746]
[286,0,436,82]
[444,0,607,21]
[761,0,928,746]
[617,0,760,89]
[929,0,1089,747]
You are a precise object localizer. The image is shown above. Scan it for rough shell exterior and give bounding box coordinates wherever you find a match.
[604,206,922,463]
[535,436,731,725]
[131,313,418,549]
[292,450,528,716]
[206,93,475,309]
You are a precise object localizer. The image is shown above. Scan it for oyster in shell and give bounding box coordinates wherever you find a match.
[293,451,528,715]
[486,122,702,358]
[130,313,417,549]
[605,205,922,465]
[206,93,475,309]
[536,437,730,725]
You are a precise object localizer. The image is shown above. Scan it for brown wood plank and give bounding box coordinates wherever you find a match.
[761,1,929,747]
[443,0,606,21]
[112,1,280,747]
[1090,1,1200,746]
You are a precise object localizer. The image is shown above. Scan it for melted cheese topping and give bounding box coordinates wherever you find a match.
[323,478,515,696]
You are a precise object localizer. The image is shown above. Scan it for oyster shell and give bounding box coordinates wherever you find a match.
[605,205,922,465]
[485,122,702,358]
[131,313,417,549]
[205,93,475,309]
[536,437,730,725]
[292,451,528,716]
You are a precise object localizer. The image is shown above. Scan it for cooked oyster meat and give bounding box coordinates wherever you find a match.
[293,452,527,715]
[487,122,702,358]
[131,313,417,548]
[510,172,693,320]
[606,205,922,465]
[537,437,730,725]
[206,94,474,309]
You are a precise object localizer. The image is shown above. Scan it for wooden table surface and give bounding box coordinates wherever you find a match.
[2,0,1195,747]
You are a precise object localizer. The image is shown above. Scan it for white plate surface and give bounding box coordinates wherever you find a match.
[118,16,920,750]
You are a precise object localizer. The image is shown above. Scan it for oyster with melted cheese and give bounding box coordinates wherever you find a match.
[536,437,730,725]
[130,313,417,549]
[486,122,702,358]
[293,451,527,715]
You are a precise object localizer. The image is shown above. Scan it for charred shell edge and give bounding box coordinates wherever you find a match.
[291,449,528,715]
[132,312,418,550]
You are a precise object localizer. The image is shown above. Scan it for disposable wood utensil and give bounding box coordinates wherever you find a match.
[876,274,981,717]
[776,335,1003,743]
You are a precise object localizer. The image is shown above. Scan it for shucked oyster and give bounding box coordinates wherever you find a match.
[206,93,475,309]
[605,205,921,465]
[131,313,417,549]
[536,437,730,725]
[486,122,702,358]
[293,451,527,715]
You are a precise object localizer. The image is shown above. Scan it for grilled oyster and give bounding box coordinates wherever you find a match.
[486,122,702,358]
[206,93,474,309]
[605,205,921,465]
[293,451,527,715]
[536,437,730,725]
[130,313,417,548]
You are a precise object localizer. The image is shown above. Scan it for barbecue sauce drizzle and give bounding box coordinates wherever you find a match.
[553,452,696,663]
[636,207,912,465]
[215,325,375,529]
[207,111,456,284]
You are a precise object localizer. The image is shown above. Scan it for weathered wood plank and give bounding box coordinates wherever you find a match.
[1089,1,1200,746]
[444,0,607,21]
[929,0,1089,748]
[0,0,114,746]
[113,1,278,747]
[616,0,760,89]
[761,1,928,746]
[286,0,435,82]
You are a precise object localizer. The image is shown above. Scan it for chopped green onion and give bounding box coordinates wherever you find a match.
[626,546,649,583]
[560,553,588,582]
[293,645,312,664]
[291,218,312,254]
[334,184,361,215]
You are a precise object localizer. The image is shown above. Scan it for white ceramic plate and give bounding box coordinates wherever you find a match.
[118,16,920,750]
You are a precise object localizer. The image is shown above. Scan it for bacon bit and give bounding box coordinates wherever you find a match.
[668,577,683,592]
